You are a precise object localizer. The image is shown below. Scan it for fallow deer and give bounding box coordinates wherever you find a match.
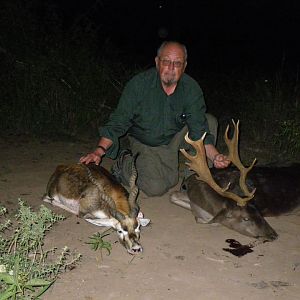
[170,120,300,241]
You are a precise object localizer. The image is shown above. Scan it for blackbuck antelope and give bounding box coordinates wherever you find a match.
[171,120,300,241]
[43,159,149,254]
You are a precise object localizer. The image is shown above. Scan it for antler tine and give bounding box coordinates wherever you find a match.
[180,132,252,207]
[224,119,257,198]
[181,133,230,190]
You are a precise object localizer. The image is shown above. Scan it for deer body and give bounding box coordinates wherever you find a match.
[43,163,145,254]
[245,164,300,216]
[181,164,300,240]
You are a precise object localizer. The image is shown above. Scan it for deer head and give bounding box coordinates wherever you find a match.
[180,120,256,207]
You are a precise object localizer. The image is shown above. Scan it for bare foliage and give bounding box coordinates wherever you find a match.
[0,200,81,299]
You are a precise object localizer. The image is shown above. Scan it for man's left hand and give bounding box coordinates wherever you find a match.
[213,154,231,169]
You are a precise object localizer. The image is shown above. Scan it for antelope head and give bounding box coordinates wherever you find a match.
[110,158,142,254]
[180,119,257,207]
[113,213,142,255]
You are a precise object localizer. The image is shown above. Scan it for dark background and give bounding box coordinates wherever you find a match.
[55,0,300,71]
[1,0,299,159]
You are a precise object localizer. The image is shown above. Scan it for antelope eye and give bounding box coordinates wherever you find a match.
[118,230,123,234]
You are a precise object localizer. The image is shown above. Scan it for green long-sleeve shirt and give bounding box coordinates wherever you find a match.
[99,67,214,159]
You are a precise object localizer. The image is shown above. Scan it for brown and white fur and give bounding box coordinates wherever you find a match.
[43,160,147,254]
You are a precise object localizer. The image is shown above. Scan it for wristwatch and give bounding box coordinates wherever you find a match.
[96,145,107,157]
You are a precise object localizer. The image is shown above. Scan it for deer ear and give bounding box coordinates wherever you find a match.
[207,208,228,224]
[191,201,226,224]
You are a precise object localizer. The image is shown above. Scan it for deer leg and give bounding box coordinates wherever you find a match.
[169,191,191,210]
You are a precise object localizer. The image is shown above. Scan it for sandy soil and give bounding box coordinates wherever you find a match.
[0,135,299,300]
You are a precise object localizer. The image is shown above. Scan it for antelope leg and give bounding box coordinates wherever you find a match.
[43,196,79,215]
[85,218,117,228]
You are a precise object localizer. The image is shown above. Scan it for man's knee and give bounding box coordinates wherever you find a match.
[138,178,175,197]
[206,113,218,130]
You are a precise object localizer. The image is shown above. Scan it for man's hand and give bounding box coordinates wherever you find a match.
[213,153,231,169]
[204,144,231,169]
[79,151,102,165]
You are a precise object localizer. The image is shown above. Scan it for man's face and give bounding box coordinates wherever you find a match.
[155,43,187,87]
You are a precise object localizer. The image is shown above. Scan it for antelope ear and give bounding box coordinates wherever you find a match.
[137,211,151,227]
[139,218,151,227]
[137,211,144,218]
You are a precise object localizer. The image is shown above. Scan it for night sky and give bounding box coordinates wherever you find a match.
[55,0,300,70]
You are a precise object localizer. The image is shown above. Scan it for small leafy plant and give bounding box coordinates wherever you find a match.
[86,229,112,259]
[0,199,81,299]
[274,119,300,156]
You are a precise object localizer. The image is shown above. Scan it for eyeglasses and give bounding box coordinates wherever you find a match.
[159,58,185,68]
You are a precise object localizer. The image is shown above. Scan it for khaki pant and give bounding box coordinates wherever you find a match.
[118,113,218,196]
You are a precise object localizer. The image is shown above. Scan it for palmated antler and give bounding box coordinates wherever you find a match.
[180,120,256,206]
[224,120,256,198]
[128,155,140,218]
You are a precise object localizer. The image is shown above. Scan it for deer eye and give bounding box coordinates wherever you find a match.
[243,217,249,222]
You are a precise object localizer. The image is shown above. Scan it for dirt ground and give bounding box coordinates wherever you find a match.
[0,135,300,300]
